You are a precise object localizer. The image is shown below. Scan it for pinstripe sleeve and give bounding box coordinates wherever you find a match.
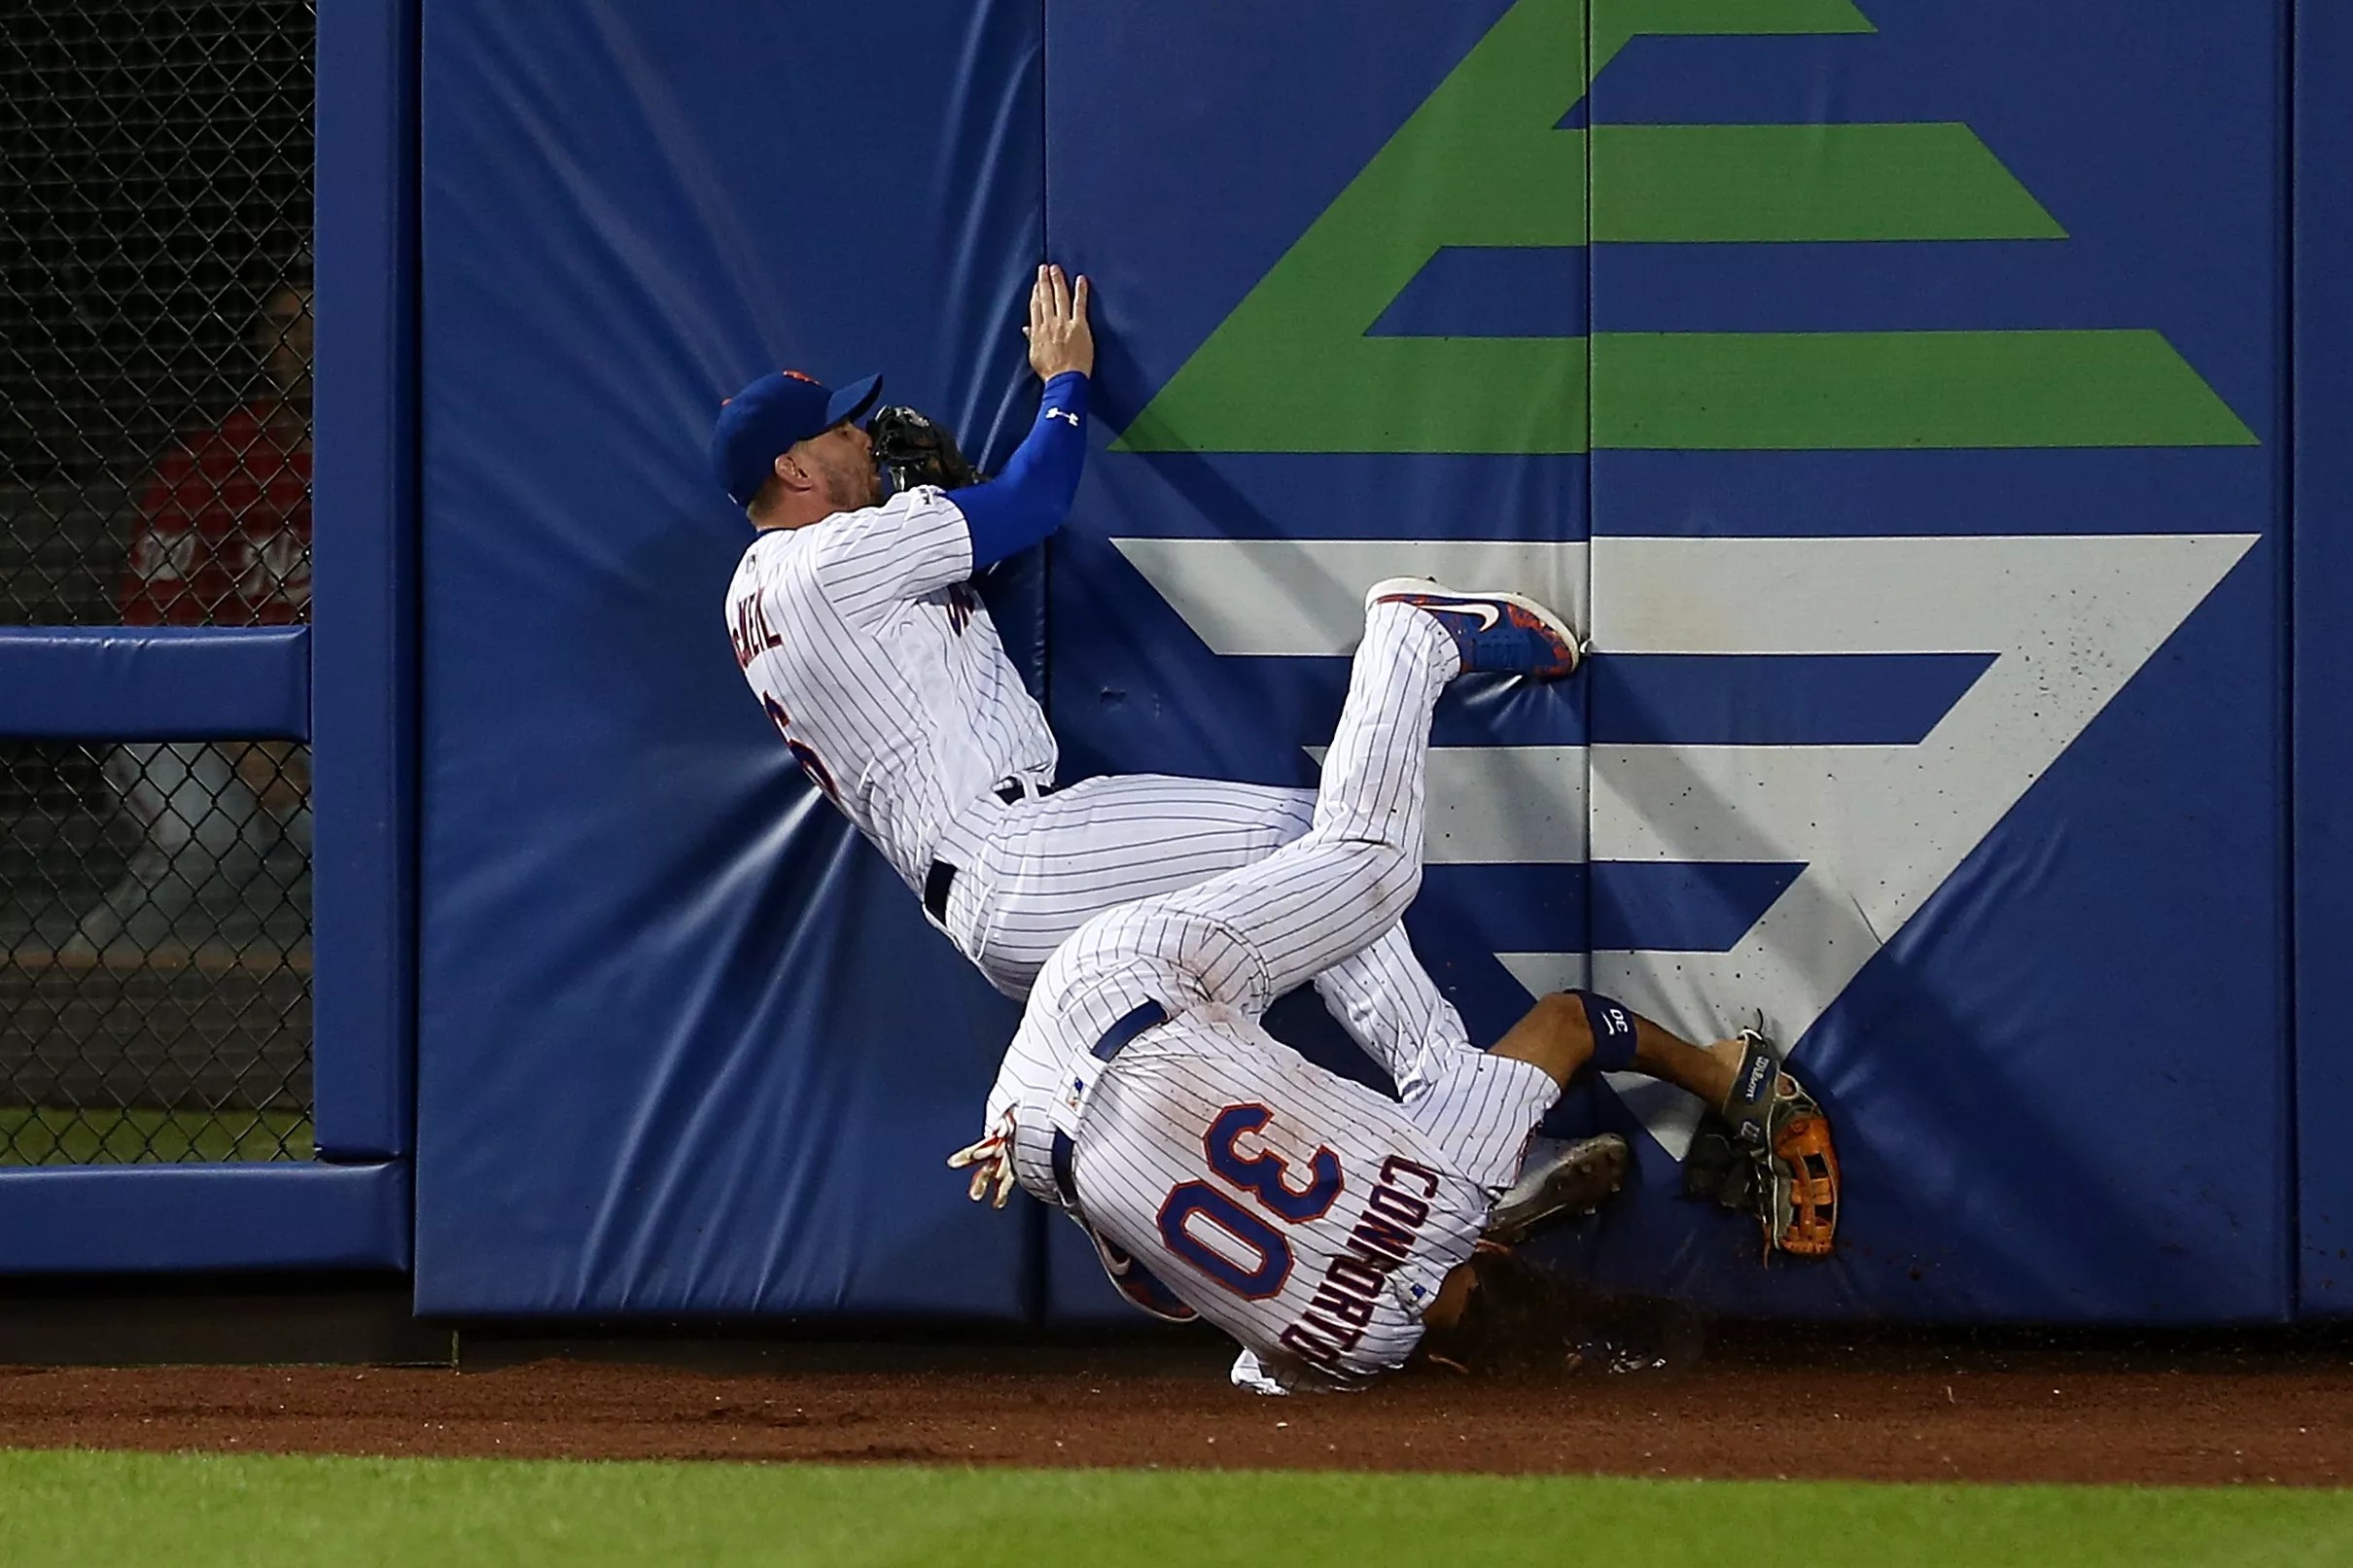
[807,488,974,623]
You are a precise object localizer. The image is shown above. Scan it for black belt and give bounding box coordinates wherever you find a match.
[922,859,958,924]
[1050,1131,1079,1207]
[1090,998,1169,1062]
[1048,999,1170,1206]
[922,777,1053,924]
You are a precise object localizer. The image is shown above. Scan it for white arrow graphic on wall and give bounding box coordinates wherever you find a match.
[1113,533,2258,1155]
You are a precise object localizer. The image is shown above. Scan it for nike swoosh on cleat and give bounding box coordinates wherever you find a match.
[1439,600,1502,631]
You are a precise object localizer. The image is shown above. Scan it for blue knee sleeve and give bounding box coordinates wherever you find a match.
[1567,989,1639,1073]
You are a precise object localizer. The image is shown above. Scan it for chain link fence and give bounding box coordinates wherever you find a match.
[2,1,317,1164]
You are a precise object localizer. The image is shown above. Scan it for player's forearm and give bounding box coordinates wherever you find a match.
[947,371,1089,570]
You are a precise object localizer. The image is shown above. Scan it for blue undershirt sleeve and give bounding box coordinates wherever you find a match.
[947,371,1089,571]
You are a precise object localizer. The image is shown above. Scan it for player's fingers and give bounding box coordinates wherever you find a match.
[991,1163,1014,1208]
[1072,274,1091,321]
[1048,263,1071,319]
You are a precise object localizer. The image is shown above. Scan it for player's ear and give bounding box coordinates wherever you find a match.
[772,449,810,493]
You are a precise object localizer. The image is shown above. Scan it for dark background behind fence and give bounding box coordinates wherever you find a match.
[1,0,316,1164]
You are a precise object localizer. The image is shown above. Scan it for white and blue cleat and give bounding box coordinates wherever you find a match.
[1484,1132,1632,1244]
[1365,576,1584,680]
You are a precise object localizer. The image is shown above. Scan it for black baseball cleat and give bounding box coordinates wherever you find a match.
[1364,576,1584,679]
[1484,1132,1631,1244]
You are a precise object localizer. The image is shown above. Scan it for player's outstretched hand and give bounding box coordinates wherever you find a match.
[1024,262,1094,381]
[947,1121,1017,1208]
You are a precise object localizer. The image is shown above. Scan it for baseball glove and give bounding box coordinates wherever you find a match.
[1417,1243,1703,1378]
[1682,1028,1840,1258]
[868,404,982,495]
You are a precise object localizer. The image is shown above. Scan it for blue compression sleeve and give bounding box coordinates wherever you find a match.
[949,371,1089,571]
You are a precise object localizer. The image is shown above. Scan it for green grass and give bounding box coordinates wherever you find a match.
[0,1105,312,1165]
[2,1450,2349,1568]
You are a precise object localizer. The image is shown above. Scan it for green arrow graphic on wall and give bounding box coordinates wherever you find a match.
[1111,0,2255,454]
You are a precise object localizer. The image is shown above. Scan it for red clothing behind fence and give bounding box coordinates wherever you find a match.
[119,401,311,626]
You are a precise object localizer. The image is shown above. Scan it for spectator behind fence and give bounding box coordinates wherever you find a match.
[69,275,314,956]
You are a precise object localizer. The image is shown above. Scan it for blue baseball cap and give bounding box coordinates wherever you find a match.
[711,368,884,507]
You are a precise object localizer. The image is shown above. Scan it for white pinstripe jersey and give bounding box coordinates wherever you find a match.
[723,487,1056,892]
[1041,1016,1505,1390]
[982,605,1559,1389]
[990,903,1552,1390]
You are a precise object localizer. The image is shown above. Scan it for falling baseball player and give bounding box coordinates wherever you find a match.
[951,581,1840,1391]
[712,263,1635,1242]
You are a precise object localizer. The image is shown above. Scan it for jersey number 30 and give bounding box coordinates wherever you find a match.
[1154,1103,1342,1301]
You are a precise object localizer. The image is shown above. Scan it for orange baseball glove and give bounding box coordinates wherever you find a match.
[1684,1028,1840,1259]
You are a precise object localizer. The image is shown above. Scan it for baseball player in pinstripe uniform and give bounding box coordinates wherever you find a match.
[953,581,1840,1392]
[714,265,1633,1247]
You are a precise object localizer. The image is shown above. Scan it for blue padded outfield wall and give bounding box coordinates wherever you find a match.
[414,0,1045,1314]
[414,0,2316,1321]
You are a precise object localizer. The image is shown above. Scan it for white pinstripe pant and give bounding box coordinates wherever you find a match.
[941,749,1474,1104]
[1013,605,1562,1385]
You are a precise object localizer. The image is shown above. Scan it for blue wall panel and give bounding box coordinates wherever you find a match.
[0,628,308,740]
[412,0,1046,1315]
[1575,0,2287,1320]
[312,0,421,1163]
[1037,0,1594,1319]
[2295,0,2353,1313]
[0,1163,408,1274]
[403,0,2312,1326]
[1036,0,2290,1323]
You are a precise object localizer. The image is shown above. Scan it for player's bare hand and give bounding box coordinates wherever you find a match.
[1024,262,1094,380]
[947,1122,1017,1208]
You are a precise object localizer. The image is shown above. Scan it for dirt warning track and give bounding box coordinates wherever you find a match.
[6,1332,2353,1485]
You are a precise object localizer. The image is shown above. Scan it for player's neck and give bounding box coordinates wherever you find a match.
[751,501,832,533]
